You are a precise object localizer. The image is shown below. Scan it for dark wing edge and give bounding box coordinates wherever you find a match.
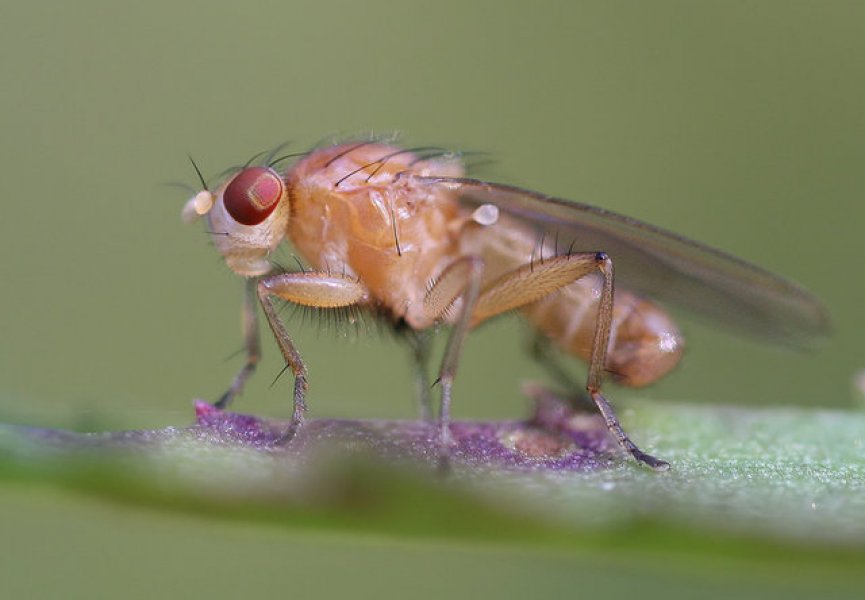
[411,175,830,349]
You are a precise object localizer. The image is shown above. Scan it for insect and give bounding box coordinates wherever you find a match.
[181,140,829,470]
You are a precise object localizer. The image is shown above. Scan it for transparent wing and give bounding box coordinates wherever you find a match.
[410,175,830,348]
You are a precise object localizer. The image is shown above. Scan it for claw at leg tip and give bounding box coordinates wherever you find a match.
[652,460,671,472]
[638,453,670,472]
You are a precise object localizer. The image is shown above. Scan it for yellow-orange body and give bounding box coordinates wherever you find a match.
[282,143,683,387]
[186,137,826,470]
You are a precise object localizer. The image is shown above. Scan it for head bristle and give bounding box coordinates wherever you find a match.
[187,154,209,191]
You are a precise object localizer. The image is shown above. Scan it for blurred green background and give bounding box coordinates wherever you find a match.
[1,0,864,597]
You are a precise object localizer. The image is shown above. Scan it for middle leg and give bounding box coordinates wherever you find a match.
[422,256,484,461]
[422,253,606,463]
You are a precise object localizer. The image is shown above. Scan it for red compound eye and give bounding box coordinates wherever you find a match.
[223,167,284,226]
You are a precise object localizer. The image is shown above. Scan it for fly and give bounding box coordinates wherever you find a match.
[180,141,829,470]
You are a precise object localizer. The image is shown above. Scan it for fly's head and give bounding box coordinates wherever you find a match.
[182,163,290,277]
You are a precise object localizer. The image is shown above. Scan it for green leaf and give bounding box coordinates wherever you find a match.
[1,397,864,580]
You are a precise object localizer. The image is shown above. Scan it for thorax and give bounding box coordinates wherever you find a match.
[286,143,467,324]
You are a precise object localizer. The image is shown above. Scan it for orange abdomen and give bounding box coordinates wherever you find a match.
[522,283,684,387]
[459,212,685,387]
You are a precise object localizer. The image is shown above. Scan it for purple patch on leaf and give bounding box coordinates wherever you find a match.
[2,386,617,472]
[187,390,615,472]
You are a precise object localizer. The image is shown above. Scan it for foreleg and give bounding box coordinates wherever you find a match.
[215,278,261,409]
[257,271,368,441]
